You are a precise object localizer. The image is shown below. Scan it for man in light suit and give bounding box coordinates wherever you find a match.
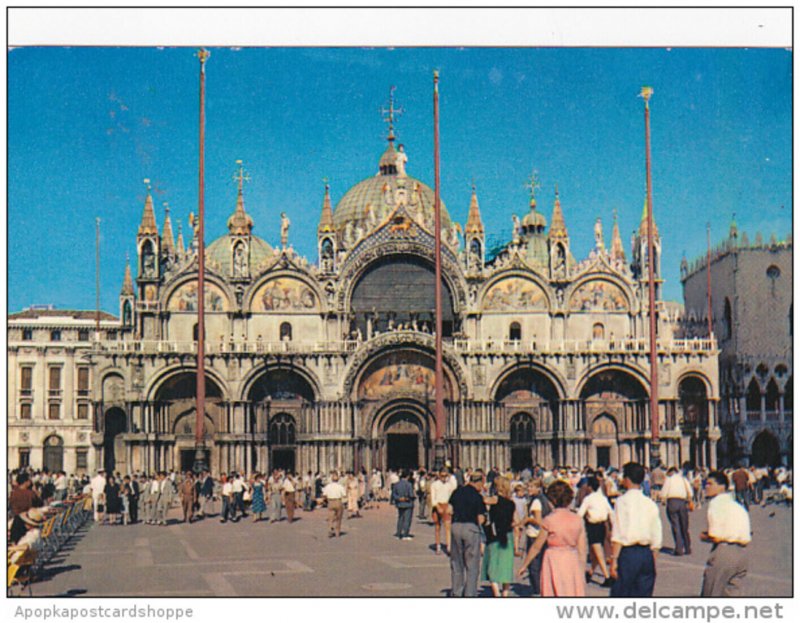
[156,472,174,526]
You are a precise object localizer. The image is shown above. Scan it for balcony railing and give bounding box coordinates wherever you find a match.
[90,334,717,357]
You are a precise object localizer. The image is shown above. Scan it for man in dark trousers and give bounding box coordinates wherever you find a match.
[392,470,416,540]
[128,474,140,524]
[198,470,214,518]
[610,462,663,597]
[448,470,486,597]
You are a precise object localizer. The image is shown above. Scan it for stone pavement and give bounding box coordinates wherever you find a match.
[31,499,791,597]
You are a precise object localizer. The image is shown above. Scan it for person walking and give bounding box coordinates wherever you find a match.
[346,472,361,519]
[105,475,122,525]
[518,480,586,597]
[156,472,174,526]
[700,471,751,596]
[609,462,663,597]
[430,469,458,555]
[179,471,197,523]
[90,468,107,523]
[392,470,415,540]
[250,473,266,522]
[416,469,429,520]
[481,476,516,597]
[141,475,154,524]
[129,474,140,523]
[731,465,752,510]
[283,472,297,523]
[449,470,486,597]
[232,472,247,519]
[220,474,234,523]
[198,471,214,518]
[577,475,614,587]
[662,466,694,556]
[521,478,551,596]
[322,471,346,537]
[267,469,284,523]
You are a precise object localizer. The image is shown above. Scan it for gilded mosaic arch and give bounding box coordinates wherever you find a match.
[568,279,629,312]
[482,276,549,312]
[251,277,319,312]
[239,363,322,403]
[166,281,230,312]
[144,365,229,403]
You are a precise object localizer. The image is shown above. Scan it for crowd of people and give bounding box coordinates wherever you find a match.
[7,461,793,597]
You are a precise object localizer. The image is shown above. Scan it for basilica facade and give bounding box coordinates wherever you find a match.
[9,127,721,476]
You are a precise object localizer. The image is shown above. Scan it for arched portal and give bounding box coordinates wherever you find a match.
[350,255,456,337]
[370,400,432,471]
[43,434,64,473]
[751,430,781,467]
[269,413,297,472]
[581,368,647,467]
[248,367,315,474]
[509,412,535,471]
[104,407,127,474]
[678,376,709,468]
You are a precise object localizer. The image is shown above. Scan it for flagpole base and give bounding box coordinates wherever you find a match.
[649,440,661,470]
[192,444,208,475]
[433,440,447,472]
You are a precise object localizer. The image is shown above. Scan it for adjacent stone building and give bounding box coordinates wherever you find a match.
[681,221,792,467]
[8,112,721,476]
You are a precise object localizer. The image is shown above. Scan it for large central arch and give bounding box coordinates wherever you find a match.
[368,397,434,470]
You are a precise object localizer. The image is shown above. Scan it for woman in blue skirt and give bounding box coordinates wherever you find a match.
[250,474,266,522]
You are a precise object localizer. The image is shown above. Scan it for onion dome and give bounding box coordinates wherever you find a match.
[522,197,547,232]
[206,235,273,271]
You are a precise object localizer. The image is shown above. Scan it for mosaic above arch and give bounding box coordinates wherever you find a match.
[253,277,318,312]
[358,351,452,401]
[483,277,548,311]
[167,282,229,312]
[569,280,628,312]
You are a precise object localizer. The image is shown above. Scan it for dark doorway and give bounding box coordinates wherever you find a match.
[43,436,64,473]
[180,449,195,472]
[751,431,781,467]
[271,449,295,472]
[387,433,418,470]
[596,446,611,469]
[511,447,532,471]
[104,408,128,474]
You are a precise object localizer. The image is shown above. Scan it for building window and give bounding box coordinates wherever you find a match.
[592,323,605,340]
[723,298,733,341]
[280,322,293,342]
[77,367,90,397]
[19,403,32,420]
[269,413,296,445]
[49,366,62,397]
[106,330,117,341]
[48,403,61,420]
[19,449,30,468]
[509,322,521,341]
[77,403,89,420]
[76,449,88,470]
[50,330,61,342]
[78,329,90,341]
[20,366,33,397]
[22,329,32,341]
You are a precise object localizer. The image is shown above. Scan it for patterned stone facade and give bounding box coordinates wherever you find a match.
[8,137,720,475]
[681,226,792,466]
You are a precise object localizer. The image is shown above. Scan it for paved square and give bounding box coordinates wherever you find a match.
[30,501,791,597]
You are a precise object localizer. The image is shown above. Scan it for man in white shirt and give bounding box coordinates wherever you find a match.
[662,466,694,556]
[700,470,751,596]
[578,476,614,587]
[322,471,346,537]
[54,471,68,501]
[610,462,663,597]
[90,469,107,522]
[429,470,458,554]
[220,474,234,523]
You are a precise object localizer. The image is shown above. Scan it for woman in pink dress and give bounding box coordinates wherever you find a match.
[518,480,586,597]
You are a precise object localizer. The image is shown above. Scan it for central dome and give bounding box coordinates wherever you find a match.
[333,142,452,236]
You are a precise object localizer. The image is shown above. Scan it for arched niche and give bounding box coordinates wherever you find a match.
[580,369,647,432]
[569,279,629,312]
[253,277,318,312]
[43,434,64,473]
[167,281,229,312]
[678,376,708,428]
[751,430,781,467]
[102,373,125,404]
[153,372,225,435]
[349,255,456,336]
[482,277,548,312]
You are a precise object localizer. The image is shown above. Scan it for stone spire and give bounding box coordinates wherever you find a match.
[121,254,134,296]
[137,179,158,236]
[176,223,186,256]
[729,212,738,241]
[227,160,254,235]
[638,192,659,238]
[610,208,626,261]
[548,185,568,240]
[318,181,334,234]
[464,183,484,234]
[161,203,175,255]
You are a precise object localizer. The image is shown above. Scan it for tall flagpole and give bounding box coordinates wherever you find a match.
[95,217,101,338]
[706,223,713,338]
[641,86,660,468]
[194,48,210,474]
[433,70,446,470]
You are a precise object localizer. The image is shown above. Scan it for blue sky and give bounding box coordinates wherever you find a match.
[7,47,791,314]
